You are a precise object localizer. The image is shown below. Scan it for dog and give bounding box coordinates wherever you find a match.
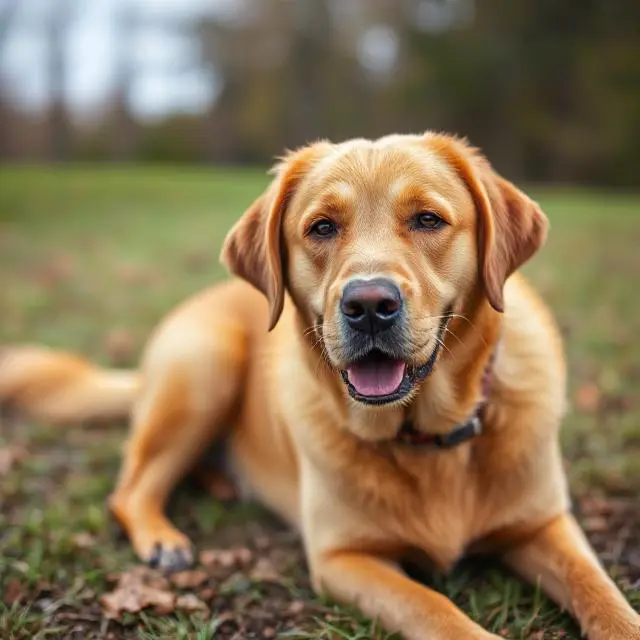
[1,132,638,639]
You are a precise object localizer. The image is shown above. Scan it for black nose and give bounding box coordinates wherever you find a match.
[340,278,403,334]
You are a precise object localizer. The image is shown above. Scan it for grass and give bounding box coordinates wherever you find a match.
[0,166,639,639]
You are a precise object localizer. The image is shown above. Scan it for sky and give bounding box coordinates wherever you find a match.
[0,0,234,120]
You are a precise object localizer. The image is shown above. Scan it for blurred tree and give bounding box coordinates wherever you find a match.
[1,0,639,185]
[45,0,76,161]
[111,0,139,161]
[0,0,20,160]
[403,0,640,184]
[286,0,331,146]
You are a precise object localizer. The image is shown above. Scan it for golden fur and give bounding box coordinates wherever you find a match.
[1,132,638,639]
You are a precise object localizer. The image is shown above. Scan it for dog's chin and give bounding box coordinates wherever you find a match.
[338,347,439,406]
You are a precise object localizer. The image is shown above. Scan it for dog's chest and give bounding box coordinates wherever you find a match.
[326,445,477,569]
[343,442,544,572]
[399,450,481,569]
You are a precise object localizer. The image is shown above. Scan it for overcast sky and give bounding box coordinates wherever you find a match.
[0,0,235,120]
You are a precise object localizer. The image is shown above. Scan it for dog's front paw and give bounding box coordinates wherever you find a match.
[115,520,194,573]
[129,523,194,573]
[145,538,194,573]
[108,494,194,573]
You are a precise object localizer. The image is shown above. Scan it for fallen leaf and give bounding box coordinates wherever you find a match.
[235,547,253,566]
[579,495,612,516]
[255,535,271,550]
[582,516,608,533]
[170,569,208,589]
[262,627,276,638]
[72,531,96,550]
[287,600,305,616]
[139,568,170,591]
[99,566,175,619]
[249,557,282,583]
[3,578,24,605]
[176,593,208,613]
[200,547,253,569]
[199,549,224,568]
[198,587,217,600]
[574,383,600,413]
[0,445,29,475]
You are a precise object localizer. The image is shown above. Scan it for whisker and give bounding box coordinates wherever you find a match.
[442,326,463,346]
[433,334,453,358]
[429,312,470,323]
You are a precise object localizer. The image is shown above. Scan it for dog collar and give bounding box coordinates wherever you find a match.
[396,413,483,448]
[395,344,498,449]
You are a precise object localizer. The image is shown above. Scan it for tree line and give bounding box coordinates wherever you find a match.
[1,0,638,187]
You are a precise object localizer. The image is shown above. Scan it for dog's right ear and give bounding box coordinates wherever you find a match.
[427,133,548,313]
[220,142,330,331]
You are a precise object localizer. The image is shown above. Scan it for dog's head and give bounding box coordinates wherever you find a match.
[221,133,548,407]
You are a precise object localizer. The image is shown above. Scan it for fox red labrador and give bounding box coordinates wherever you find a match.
[2,132,638,639]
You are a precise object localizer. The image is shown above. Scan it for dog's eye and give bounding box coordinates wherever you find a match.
[308,218,338,239]
[412,211,445,231]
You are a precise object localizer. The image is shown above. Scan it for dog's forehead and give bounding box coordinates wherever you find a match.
[299,137,469,207]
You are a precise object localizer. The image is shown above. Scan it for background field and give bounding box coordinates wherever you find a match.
[0,168,639,639]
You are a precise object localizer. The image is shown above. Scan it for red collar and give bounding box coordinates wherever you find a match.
[395,345,498,449]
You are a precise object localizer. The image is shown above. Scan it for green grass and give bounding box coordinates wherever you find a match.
[0,166,639,639]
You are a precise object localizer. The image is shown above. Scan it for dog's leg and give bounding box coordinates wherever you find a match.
[312,551,501,640]
[503,512,640,640]
[109,326,245,572]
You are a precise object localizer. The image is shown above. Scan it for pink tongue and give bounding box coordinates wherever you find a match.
[347,358,406,397]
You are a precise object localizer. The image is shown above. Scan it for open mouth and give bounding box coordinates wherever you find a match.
[340,349,437,405]
[345,351,406,397]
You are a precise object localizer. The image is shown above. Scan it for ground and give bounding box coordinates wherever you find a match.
[0,166,638,639]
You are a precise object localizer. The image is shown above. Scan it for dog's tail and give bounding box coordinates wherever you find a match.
[0,345,139,425]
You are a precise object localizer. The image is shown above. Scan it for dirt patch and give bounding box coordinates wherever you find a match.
[577,494,640,586]
[2,491,638,640]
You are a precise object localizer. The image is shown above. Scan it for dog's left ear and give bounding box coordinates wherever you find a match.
[436,136,549,312]
[475,165,549,312]
[220,142,330,330]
